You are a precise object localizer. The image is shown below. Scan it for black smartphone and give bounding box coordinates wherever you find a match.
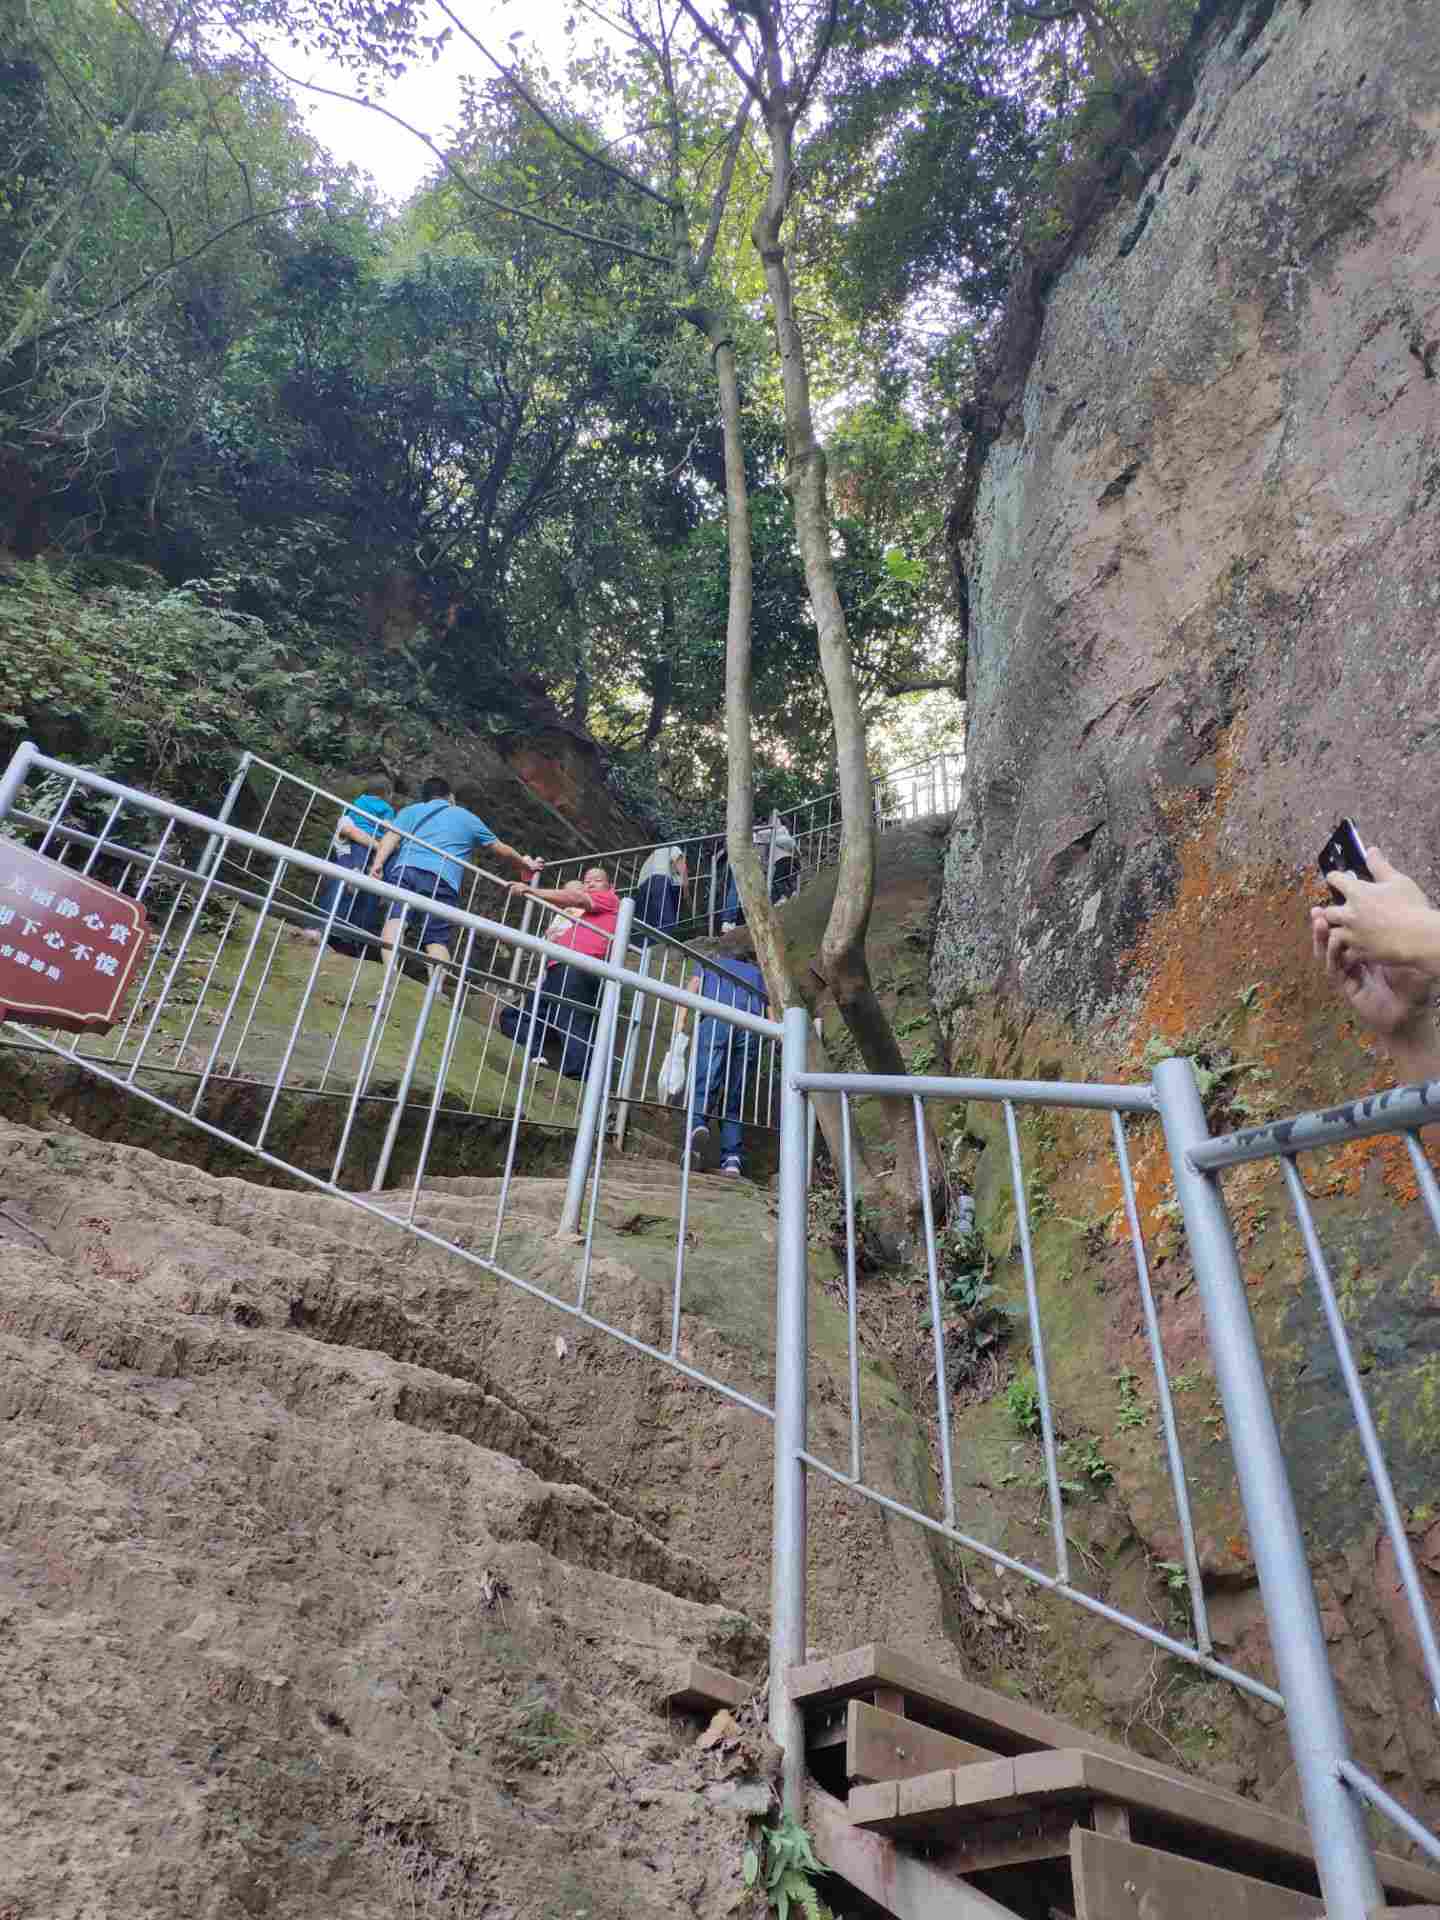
[1318,819,1373,904]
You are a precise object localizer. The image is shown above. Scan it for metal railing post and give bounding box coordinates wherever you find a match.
[771,1004,810,1818]
[1153,1057,1383,1920]
[611,938,652,1153]
[369,967,443,1193]
[0,741,38,825]
[765,808,780,900]
[558,896,635,1234]
[198,750,253,879]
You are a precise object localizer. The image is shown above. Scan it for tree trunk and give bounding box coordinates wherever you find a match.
[749,98,941,1222]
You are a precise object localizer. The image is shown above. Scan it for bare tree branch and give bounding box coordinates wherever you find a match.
[430,0,681,213]
[695,95,752,279]
[26,199,317,348]
[237,38,675,269]
[674,0,765,104]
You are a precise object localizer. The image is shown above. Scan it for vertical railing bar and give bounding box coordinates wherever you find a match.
[254,885,346,1150]
[226,919,290,1079]
[1402,1128,1440,1244]
[575,1007,619,1313]
[841,1091,863,1484]
[188,859,288,1114]
[77,791,126,876]
[35,779,80,857]
[1003,1098,1070,1585]
[316,952,366,1092]
[105,871,190,1061]
[1154,1057,1382,1920]
[1280,1153,1440,1715]
[463,982,504,1115]
[368,963,443,1193]
[171,897,241,1066]
[329,945,405,1185]
[490,966,549,1258]
[771,1005,811,1819]
[914,1094,958,1528]
[1111,1109,1212,1655]
[404,930,476,1224]
[669,1014,704,1359]
[124,853,230,1084]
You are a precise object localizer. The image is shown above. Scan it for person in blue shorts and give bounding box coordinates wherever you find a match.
[368,776,543,987]
[672,945,769,1177]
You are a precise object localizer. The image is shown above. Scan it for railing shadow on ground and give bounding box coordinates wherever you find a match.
[0,740,1435,1919]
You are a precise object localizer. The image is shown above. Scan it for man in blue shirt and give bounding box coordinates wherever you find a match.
[672,946,769,1177]
[368,776,543,984]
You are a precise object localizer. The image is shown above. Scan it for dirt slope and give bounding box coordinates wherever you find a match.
[0,1115,958,1918]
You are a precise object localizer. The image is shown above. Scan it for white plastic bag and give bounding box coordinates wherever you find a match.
[656,1032,690,1100]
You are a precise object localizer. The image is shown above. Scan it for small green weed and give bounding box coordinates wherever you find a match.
[743,1815,830,1920]
[1115,1365,1148,1431]
[1061,1435,1113,1487]
[1006,1370,1041,1436]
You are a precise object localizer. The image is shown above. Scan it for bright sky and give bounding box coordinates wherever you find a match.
[276,1,614,201]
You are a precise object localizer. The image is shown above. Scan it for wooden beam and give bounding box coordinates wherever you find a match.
[847,1701,998,1784]
[933,1813,1075,1876]
[807,1785,1025,1920]
[663,1660,752,1715]
[873,1686,908,1718]
[788,1644,1134,1762]
[1090,1800,1130,1841]
[1071,1828,1324,1919]
[1014,1752,1440,1904]
[852,1758,1026,1833]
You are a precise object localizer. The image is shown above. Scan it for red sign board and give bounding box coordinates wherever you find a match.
[0,842,150,1034]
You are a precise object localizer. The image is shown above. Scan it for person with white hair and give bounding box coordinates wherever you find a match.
[632,843,688,943]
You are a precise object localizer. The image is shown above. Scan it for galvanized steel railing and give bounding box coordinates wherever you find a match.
[2,742,1436,1916]
[770,1044,1440,1913]
[223,746,964,948]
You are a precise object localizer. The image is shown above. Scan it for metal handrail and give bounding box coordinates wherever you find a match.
[4,739,1435,1915]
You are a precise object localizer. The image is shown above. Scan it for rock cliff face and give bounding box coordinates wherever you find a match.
[938,0,1440,1029]
[933,0,1440,1845]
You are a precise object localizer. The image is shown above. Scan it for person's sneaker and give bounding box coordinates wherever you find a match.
[719,1156,742,1178]
[688,1125,709,1169]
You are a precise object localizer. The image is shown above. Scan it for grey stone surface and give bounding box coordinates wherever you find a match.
[934,0,1440,1035]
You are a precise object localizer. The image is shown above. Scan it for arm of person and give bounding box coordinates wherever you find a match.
[369,827,401,878]
[1323,851,1440,975]
[511,881,593,911]
[337,816,384,850]
[673,971,703,1037]
[490,838,544,878]
[1310,907,1440,1082]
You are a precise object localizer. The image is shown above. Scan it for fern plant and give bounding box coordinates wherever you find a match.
[742,1815,830,1920]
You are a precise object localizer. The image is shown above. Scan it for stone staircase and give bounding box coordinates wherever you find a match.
[675,1645,1440,1919]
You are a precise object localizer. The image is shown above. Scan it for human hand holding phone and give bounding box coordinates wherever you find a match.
[1317,832,1440,975]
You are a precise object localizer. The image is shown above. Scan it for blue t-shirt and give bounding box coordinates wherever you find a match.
[698,959,767,1018]
[390,801,497,892]
[338,794,395,844]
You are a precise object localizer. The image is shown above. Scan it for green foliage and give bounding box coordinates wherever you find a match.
[1061,1435,1114,1487]
[1114,1365,1149,1431]
[0,557,455,797]
[748,1816,830,1920]
[1006,1369,1041,1436]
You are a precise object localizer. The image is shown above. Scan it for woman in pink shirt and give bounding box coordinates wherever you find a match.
[501,867,620,1077]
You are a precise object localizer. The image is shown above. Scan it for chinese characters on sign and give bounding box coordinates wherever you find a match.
[0,843,149,1034]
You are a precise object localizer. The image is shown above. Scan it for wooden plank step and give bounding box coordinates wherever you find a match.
[790,1642,1134,1762]
[808,1784,1025,1920]
[1071,1828,1323,1919]
[847,1701,998,1783]
[850,1749,1440,1906]
[663,1659,752,1715]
